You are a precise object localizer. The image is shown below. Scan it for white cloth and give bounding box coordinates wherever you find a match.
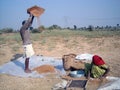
[23,44,35,58]
[75,53,94,61]
[52,80,68,90]
[98,76,120,90]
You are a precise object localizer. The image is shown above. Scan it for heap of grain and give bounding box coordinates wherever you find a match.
[33,64,56,74]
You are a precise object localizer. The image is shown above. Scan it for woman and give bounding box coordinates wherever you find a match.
[85,55,110,79]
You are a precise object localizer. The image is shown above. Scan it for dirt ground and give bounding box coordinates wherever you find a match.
[0,33,120,90]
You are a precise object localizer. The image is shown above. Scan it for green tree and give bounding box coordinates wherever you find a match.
[38,25,45,32]
[74,25,77,30]
[88,25,94,31]
[48,25,61,30]
[31,28,41,33]
[0,28,13,33]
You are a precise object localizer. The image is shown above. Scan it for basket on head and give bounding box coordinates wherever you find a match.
[27,5,45,17]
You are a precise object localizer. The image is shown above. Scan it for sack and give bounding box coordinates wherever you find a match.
[62,54,76,71]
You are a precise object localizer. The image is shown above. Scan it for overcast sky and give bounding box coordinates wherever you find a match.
[0,0,120,30]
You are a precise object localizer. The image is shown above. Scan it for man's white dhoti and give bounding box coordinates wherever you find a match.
[23,44,35,58]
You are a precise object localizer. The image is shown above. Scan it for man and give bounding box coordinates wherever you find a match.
[20,14,35,73]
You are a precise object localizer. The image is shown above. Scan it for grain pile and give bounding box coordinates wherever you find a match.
[33,65,56,74]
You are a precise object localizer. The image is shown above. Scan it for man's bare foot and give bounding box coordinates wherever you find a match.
[25,69,32,73]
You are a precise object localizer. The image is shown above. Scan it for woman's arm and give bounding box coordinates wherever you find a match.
[85,62,93,79]
[100,66,110,77]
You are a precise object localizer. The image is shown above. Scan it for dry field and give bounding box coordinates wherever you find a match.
[0,30,120,90]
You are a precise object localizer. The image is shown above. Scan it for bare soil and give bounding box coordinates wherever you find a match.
[0,33,120,90]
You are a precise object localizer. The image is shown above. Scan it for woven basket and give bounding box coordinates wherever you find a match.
[27,6,45,17]
[62,54,76,71]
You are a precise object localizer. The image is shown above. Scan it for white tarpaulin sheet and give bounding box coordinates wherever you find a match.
[98,76,120,90]
[0,55,66,78]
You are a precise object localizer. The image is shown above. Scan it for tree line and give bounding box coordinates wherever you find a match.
[0,24,120,34]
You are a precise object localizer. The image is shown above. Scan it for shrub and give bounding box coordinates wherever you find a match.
[0,28,13,33]
[87,25,94,31]
[38,25,45,32]
[48,25,62,30]
[31,28,41,33]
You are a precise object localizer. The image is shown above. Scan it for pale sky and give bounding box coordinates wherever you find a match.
[0,0,120,30]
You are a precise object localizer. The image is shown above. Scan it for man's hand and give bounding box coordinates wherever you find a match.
[29,13,34,17]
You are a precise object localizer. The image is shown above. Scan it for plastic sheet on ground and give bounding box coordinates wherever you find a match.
[52,80,68,90]
[0,55,66,78]
[98,76,120,90]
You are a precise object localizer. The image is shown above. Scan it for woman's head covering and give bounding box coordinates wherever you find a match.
[92,55,105,66]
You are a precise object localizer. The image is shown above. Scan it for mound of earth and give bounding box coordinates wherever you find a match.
[33,64,56,74]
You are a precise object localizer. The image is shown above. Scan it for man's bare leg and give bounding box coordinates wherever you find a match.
[25,58,31,73]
